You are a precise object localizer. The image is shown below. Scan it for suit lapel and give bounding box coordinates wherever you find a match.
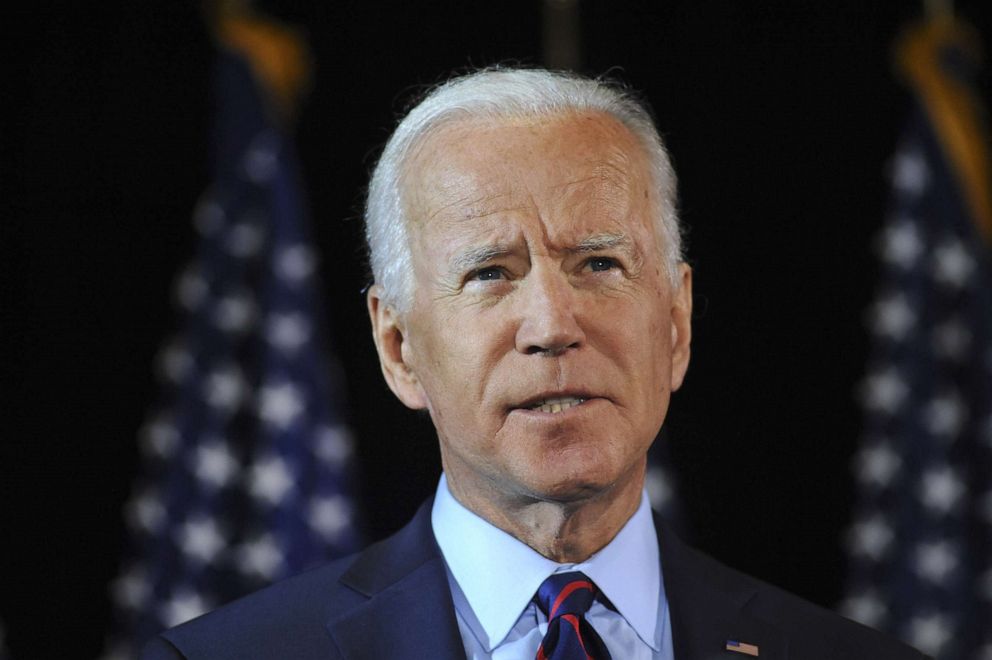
[657,516,789,660]
[326,500,466,660]
[327,500,791,659]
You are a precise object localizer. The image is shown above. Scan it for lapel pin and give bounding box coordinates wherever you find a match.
[726,640,759,656]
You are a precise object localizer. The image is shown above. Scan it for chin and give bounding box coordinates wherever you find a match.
[518,459,623,504]
[537,445,648,500]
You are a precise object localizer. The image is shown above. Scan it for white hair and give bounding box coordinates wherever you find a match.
[365,67,682,312]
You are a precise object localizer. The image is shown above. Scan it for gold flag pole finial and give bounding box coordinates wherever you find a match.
[205,0,312,122]
[895,12,992,243]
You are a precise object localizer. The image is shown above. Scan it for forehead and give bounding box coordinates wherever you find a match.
[403,111,656,244]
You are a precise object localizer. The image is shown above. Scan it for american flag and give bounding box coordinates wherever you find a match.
[841,19,992,660]
[102,37,360,658]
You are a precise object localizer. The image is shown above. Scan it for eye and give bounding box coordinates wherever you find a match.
[586,256,619,272]
[472,266,505,281]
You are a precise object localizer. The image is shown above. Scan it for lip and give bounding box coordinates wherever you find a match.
[510,390,602,413]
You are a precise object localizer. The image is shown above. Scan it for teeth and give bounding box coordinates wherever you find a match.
[529,396,586,413]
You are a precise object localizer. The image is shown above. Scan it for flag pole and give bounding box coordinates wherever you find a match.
[542,0,581,71]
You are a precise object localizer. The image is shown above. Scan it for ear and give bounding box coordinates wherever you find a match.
[669,263,693,391]
[367,285,428,410]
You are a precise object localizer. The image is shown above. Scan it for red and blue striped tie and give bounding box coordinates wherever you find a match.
[534,572,612,660]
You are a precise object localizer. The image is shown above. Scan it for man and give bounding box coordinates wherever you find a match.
[143,68,928,659]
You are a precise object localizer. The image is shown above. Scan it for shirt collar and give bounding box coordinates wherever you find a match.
[570,488,661,650]
[431,474,662,651]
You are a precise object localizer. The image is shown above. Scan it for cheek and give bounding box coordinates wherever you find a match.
[611,302,673,396]
[601,293,668,348]
[415,317,506,414]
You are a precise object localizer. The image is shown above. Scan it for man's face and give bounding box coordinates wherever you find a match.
[372,111,692,507]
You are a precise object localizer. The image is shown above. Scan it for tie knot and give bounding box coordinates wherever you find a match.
[535,571,599,620]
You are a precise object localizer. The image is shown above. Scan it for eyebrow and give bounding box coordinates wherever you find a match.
[448,232,636,274]
[570,232,631,254]
[449,243,512,274]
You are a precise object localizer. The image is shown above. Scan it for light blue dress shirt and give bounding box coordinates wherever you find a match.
[431,475,674,659]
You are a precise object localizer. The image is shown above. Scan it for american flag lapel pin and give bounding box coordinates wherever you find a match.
[726,640,759,656]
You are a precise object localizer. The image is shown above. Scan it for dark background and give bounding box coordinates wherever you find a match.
[5,1,991,657]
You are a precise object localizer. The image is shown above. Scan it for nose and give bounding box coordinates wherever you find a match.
[514,266,586,356]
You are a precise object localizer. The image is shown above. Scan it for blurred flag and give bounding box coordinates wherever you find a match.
[841,17,992,660]
[646,428,684,530]
[103,11,360,658]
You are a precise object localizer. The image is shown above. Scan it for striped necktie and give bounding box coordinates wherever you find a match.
[534,571,612,660]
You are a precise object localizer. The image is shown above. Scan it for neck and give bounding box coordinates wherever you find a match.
[444,463,646,563]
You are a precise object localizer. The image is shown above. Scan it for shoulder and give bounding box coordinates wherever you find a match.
[657,519,929,660]
[736,566,925,658]
[142,555,362,660]
[140,499,441,660]
[695,547,929,659]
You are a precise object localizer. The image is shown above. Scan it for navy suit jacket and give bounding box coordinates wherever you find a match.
[142,500,927,659]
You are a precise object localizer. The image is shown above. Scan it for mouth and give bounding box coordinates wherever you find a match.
[526,396,587,414]
[512,390,599,415]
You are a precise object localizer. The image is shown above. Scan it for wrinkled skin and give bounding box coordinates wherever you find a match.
[369,111,692,560]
